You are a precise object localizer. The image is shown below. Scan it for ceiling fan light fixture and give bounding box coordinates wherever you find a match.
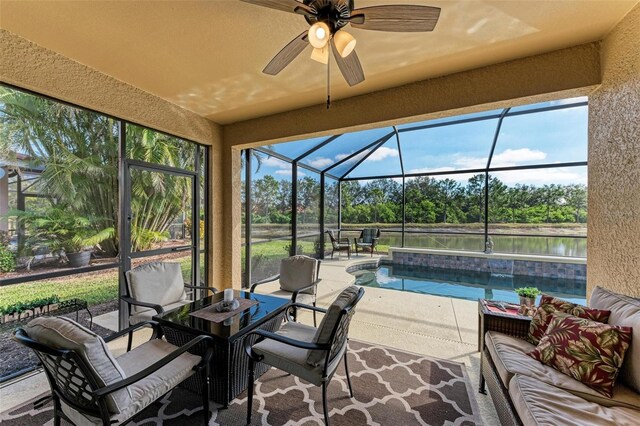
[333,30,356,58]
[310,45,329,64]
[308,22,330,48]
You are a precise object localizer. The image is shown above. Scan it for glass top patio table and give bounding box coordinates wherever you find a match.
[153,290,291,343]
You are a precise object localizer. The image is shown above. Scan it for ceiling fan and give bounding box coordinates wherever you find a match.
[241,0,441,87]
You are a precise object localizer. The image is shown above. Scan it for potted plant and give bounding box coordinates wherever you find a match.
[514,287,541,308]
[18,206,114,268]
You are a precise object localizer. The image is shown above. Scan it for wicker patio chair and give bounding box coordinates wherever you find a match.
[250,255,321,326]
[122,261,217,350]
[13,316,214,426]
[244,286,365,426]
[354,228,380,256]
[326,230,351,259]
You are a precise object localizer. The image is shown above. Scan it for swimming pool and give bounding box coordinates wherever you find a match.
[351,264,586,305]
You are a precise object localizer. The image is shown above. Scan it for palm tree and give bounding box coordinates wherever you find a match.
[0,86,197,255]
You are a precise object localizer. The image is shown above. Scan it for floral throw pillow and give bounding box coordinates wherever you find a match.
[526,295,611,345]
[529,313,632,398]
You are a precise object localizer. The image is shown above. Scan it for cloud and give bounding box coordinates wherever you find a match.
[454,148,547,169]
[274,169,291,175]
[308,157,333,168]
[260,156,289,169]
[407,166,455,174]
[367,147,399,162]
[494,168,586,186]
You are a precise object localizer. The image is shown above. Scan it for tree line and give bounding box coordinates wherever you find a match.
[246,174,587,225]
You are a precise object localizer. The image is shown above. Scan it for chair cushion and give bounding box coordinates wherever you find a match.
[527,294,610,345]
[509,374,640,426]
[307,285,360,367]
[279,255,318,295]
[129,299,191,325]
[590,286,640,393]
[61,339,202,425]
[24,317,132,414]
[252,322,345,386]
[126,262,186,314]
[485,331,640,410]
[528,313,632,398]
[360,228,377,244]
[267,290,315,306]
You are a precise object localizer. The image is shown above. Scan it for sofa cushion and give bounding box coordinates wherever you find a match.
[485,331,640,410]
[527,294,610,345]
[590,286,640,393]
[126,262,186,314]
[529,313,632,398]
[279,255,318,295]
[24,317,132,414]
[509,374,640,426]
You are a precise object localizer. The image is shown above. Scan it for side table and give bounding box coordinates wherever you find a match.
[477,299,532,393]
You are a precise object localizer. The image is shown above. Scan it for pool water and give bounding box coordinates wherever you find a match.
[351,264,586,305]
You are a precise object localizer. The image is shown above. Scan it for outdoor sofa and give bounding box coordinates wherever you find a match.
[481,286,640,425]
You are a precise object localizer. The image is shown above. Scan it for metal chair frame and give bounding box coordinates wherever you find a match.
[250,257,322,326]
[121,261,217,350]
[326,230,351,259]
[13,321,214,426]
[354,228,381,257]
[244,287,365,426]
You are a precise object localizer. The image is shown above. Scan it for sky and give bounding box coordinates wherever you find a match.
[251,97,588,187]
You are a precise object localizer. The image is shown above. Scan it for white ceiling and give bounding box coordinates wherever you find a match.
[0,0,637,124]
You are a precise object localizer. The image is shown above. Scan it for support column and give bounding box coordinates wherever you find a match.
[0,168,8,232]
[319,172,325,259]
[291,161,298,256]
[245,150,252,287]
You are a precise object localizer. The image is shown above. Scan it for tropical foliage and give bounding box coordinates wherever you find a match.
[0,87,197,256]
[245,175,587,227]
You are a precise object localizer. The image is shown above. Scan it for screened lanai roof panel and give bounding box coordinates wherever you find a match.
[326,146,375,177]
[492,104,588,167]
[345,136,402,178]
[401,118,499,175]
[396,108,502,131]
[508,96,587,114]
[299,127,393,170]
[270,136,331,160]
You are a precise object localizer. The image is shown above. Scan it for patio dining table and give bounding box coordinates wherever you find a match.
[153,290,290,406]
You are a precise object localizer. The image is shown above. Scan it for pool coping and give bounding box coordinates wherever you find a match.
[388,247,586,264]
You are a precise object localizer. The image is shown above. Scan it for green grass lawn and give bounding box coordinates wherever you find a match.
[0,256,194,311]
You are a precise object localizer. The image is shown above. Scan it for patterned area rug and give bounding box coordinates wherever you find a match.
[0,340,481,425]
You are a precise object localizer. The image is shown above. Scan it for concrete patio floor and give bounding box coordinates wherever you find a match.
[0,254,499,424]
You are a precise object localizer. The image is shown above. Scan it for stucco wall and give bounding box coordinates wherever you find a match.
[224,43,601,147]
[0,29,232,289]
[587,4,640,298]
[0,29,219,146]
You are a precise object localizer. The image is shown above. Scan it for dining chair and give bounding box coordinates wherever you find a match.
[244,285,365,426]
[326,230,351,259]
[122,261,217,350]
[354,228,380,256]
[250,255,321,326]
[13,316,214,426]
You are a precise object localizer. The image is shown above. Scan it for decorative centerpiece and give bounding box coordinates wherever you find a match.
[514,287,540,314]
[216,288,240,312]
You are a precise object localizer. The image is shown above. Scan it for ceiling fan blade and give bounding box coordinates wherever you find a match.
[331,39,365,87]
[240,0,314,16]
[263,31,309,75]
[351,5,441,32]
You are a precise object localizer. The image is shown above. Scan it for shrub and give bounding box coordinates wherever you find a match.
[0,241,16,273]
[0,295,60,316]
